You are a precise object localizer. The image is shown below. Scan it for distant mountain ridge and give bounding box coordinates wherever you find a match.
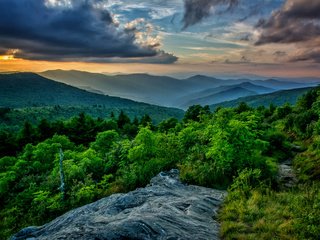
[40,70,195,107]
[210,87,314,109]
[177,82,274,108]
[0,72,142,108]
[250,79,312,90]
[182,87,256,108]
[41,70,319,109]
[0,73,184,121]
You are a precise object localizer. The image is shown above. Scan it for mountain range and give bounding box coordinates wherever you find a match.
[1,71,318,118]
[41,70,319,109]
[0,73,184,123]
[177,82,274,108]
[210,87,313,110]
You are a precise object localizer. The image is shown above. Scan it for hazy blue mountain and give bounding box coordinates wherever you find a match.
[183,75,241,87]
[0,73,184,121]
[177,82,274,108]
[41,70,195,107]
[40,70,319,109]
[41,71,250,107]
[210,87,314,109]
[273,77,320,84]
[183,87,257,108]
[238,82,274,93]
[250,79,314,90]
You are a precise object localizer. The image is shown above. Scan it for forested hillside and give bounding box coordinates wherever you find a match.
[0,105,184,132]
[0,73,184,129]
[0,73,142,108]
[1,88,319,239]
[211,87,313,109]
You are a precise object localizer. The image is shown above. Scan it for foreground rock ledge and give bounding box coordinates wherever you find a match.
[12,169,226,240]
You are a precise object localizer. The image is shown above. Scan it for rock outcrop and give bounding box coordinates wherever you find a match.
[12,169,226,240]
[277,159,298,189]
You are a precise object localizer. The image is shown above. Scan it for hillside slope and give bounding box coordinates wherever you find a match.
[252,79,313,90]
[184,87,257,108]
[40,70,196,107]
[41,70,319,108]
[178,82,274,108]
[210,87,313,109]
[0,73,142,108]
[0,73,184,122]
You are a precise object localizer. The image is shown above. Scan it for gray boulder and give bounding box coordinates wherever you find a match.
[12,169,226,240]
[277,160,298,189]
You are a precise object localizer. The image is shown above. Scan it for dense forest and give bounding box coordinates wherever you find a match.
[0,105,184,132]
[1,88,320,239]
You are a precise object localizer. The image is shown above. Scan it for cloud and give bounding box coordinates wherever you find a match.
[273,51,287,57]
[290,48,320,63]
[255,0,320,63]
[241,55,251,62]
[182,0,239,29]
[282,0,320,19]
[255,0,320,45]
[80,50,178,64]
[0,0,177,63]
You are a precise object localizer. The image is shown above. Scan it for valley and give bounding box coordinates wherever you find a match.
[41,70,319,109]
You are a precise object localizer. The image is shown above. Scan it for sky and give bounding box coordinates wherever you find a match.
[0,0,319,78]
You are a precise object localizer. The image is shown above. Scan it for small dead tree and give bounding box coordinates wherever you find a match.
[59,148,66,200]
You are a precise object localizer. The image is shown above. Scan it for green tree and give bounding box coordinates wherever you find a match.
[140,114,152,127]
[183,105,210,122]
[235,102,252,114]
[91,130,119,157]
[37,119,53,141]
[128,127,157,163]
[158,117,178,133]
[117,110,131,129]
[66,113,97,145]
[18,121,37,147]
[274,103,292,120]
[297,88,319,110]
[0,130,17,157]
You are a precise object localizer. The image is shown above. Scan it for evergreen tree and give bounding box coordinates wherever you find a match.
[117,111,130,129]
[18,121,37,147]
[140,114,152,127]
[37,119,53,141]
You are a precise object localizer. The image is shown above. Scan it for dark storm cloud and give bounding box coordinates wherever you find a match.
[283,0,320,19]
[255,0,320,63]
[255,0,320,45]
[0,0,177,63]
[73,51,178,64]
[135,51,178,64]
[256,19,320,44]
[182,0,239,29]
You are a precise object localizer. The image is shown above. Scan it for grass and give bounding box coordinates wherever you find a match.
[220,182,320,240]
[219,129,320,240]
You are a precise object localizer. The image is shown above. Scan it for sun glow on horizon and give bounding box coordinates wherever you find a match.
[0,55,15,61]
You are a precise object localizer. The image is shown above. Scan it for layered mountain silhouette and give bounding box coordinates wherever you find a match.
[177,82,274,108]
[0,73,145,108]
[41,70,318,109]
[0,73,184,119]
[210,87,314,109]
